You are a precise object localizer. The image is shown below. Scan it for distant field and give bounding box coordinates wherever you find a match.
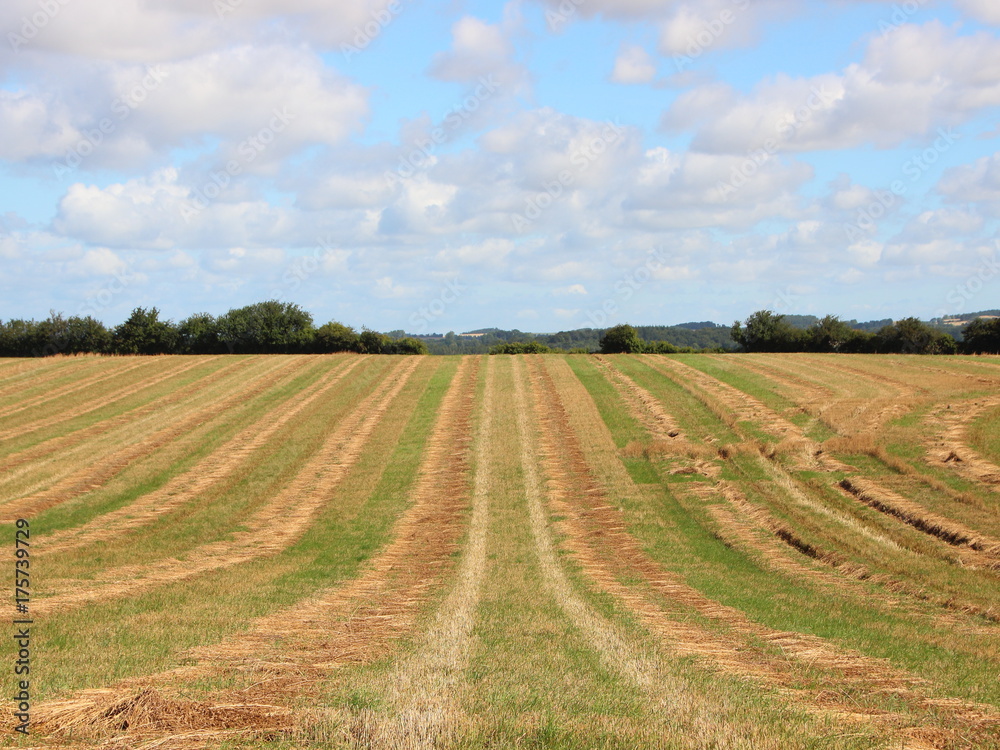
[3,352,1000,749]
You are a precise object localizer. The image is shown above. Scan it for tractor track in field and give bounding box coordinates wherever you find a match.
[0,358,155,422]
[0,356,314,523]
[34,357,421,614]
[0,356,215,443]
[30,357,353,548]
[0,356,258,471]
[35,357,482,749]
[526,356,1000,748]
[925,395,1000,489]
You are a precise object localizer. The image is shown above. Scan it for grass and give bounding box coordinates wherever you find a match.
[5,353,1000,749]
[968,404,1000,465]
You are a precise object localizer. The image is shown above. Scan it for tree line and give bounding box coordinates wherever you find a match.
[729,311,1000,355]
[489,317,999,356]
[0,302,428,357]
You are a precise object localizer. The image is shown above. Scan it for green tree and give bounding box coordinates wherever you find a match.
[217,301,315,353]
[875,318,957,354]
[356,328,390,354]
[599,324,644,354]
[314,321,360,353]
[731,310,801,352]
[962,318,1000,354]
[807,315,858,353]
[177,313,223,354]
[113,307,179,355]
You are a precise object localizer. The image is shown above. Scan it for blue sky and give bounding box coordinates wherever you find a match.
[1,0,999,334]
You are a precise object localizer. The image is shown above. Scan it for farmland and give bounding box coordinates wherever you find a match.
[3,352,1000,749]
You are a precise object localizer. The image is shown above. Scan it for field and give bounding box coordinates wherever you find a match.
[3,352,1000,749]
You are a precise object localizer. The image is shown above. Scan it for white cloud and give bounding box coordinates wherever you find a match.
[955,0,1000,25]
[663,22,1000,153]
[610,44,657,84]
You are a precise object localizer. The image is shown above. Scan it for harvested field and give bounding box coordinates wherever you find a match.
[4,353,1000,749]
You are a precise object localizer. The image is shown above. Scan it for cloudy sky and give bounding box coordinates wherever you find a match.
[1,0,999,334]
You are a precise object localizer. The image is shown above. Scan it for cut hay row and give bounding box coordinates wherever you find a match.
[0,357,107,402]
[643,355,802,440]
[640,356,995,559]
[347,356,491,748]
[0,357,155,421]
[0,356,259,471]
[640,355,850,473]
[0,356,217,442]
[753,354,926,434]
[925,395,1000,488]
[0,356,314,523]
[700,483,1000,633]
[839,477,1000,560]
[33,356,421,614]
[593,355,683,440]
[531,357,1000,746]
[32,356,360,551]
[518,357,658,677]
[619,356,1000,617]
[34,357,483,748]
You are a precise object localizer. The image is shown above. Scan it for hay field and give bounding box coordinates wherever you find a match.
[3,352,1000,749]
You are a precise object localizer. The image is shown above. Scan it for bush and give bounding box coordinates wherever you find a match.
[489,341,552,354]
[314,322,360,353]
[599,324,644,354]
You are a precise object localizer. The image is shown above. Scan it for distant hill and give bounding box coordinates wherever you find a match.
[401,312,994,354]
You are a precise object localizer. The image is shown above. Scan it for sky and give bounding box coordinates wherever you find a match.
[1,0,999,335]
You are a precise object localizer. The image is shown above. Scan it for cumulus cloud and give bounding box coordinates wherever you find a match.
[663,22,1000,153]
[937,152,1000,216]
[610,44,657,84]
[0,46,367,171]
